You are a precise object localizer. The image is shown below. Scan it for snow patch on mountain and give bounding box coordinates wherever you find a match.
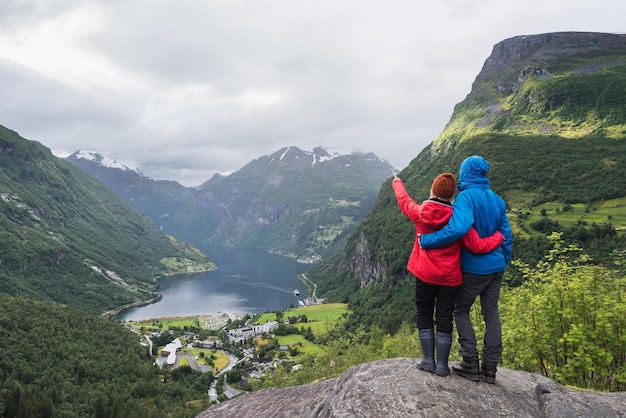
[279,147,292,161]
[270,146,346,164]
[73,150,143,175]
[266,146,390,168]
[312,147,343,165]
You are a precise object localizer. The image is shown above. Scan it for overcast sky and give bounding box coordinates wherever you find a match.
[1,1,625,186]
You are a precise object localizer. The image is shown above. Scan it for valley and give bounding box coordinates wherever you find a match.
[66,146,395,262]
[3,31,626,417]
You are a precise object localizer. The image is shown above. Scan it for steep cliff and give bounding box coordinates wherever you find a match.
[197,358,626,418]
[433,31,626,155]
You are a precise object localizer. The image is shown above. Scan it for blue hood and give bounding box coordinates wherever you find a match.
[458,155,491,191]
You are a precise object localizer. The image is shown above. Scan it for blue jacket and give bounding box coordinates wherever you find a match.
[420,156,512,275]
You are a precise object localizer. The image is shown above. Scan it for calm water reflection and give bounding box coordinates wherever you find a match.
[115,245,309,321]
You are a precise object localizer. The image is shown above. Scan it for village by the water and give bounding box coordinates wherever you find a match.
[123,282,334,403]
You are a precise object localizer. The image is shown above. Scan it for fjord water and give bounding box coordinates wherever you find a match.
[115,245,309,321]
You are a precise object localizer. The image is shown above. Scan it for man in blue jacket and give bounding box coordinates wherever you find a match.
[420,155,512,384]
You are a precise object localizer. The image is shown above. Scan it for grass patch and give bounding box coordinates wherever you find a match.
[276,334,324,356]
[185,348,229,373]
[516,197,626,234]
[213,351,230,373]
[256,303,349,334]
[502,190,539,210]
[187,348,211,366]
[125,316,199,331]
[587,198,626,228]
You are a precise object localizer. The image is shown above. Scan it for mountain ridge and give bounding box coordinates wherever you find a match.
[67,145,396,261]
[0,124,214,313]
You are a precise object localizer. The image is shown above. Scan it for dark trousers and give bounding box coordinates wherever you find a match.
[454,271,504,365]
[415,278,459,334]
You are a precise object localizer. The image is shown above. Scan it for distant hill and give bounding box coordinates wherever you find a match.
[67,146,396,261]
[65,150,193,225]
[0,125,214,313]
[306,31,626,333]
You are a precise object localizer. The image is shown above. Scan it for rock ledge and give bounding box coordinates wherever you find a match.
[197,357,626,418]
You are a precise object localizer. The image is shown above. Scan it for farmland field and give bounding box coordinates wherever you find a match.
[276,334,324,355]
[255,303,349,335]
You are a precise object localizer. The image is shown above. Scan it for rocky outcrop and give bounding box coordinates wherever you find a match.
[430,31,626,154]
[197,357,626,418]
[490,32,626,64]
[472,32,626,94]
[349,231,388,288]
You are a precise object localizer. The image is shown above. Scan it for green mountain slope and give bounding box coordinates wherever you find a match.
[191,146,395,261]
[0,125,214,313]
[307,32,626,333]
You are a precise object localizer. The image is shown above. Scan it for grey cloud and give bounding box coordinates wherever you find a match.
[2,0,626,186]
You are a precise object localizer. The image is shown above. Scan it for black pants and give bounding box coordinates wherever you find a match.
[415,277,460,334]
[454,271,504,365]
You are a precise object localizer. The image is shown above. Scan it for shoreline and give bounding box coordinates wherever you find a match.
[104,264,219,320]
[109,260,310,322]
[298,273,318,300]
[122,311,242,323]
[102,294,163,319]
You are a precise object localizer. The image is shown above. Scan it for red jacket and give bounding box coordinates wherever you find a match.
[393,179,503,286]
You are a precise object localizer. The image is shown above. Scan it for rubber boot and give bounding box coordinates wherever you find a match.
[451,357,480,381]
[481,363,497,384]
[435,332,452,376]
[416,328,435,372]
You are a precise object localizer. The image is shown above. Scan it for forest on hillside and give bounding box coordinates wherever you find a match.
[310,134,626,328]
[0,296,212,417]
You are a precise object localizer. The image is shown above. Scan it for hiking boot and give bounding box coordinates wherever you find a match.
[416,328,435,372]
[451,357,480,381]
[481,363,497,384]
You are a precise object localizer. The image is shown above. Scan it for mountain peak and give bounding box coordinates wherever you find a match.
[68,150,143,176]
[265,145,390,168]
[433,31,626,153]
[472,31,626,94]
[268,146,342,163]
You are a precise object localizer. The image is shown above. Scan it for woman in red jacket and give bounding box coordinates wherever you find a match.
[392,172,503,376]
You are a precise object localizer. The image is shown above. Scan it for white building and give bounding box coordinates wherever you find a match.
[161,337,183,366]
[227,321,279,343]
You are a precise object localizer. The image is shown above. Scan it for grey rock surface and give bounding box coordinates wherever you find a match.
[197,357,626,418]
